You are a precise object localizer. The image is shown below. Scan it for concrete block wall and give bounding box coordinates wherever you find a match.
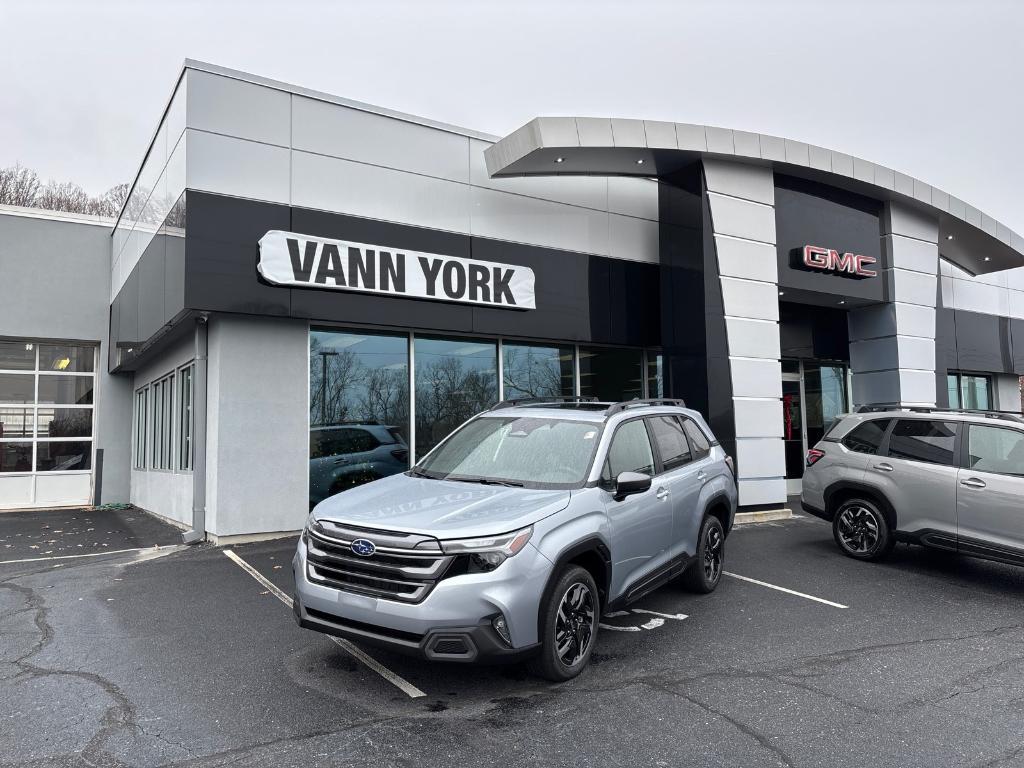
[848,202,939,406]
[703,160,786,508]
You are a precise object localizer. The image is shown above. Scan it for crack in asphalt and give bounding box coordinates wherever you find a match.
[0,579,139,768]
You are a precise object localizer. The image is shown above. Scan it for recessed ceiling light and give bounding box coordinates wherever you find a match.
[838,300,846,305]
[946,234,954,241]
[636,159,645,165]
[984,256,991,261]
[554,157,564,164]
[778,290,785,296]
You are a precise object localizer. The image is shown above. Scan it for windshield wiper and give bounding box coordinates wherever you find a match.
[408,468,438,480]
[449,476,524,488]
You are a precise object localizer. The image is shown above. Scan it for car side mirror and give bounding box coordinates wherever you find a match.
[614,471,651,501]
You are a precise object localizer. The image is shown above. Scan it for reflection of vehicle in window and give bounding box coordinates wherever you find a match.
[294,398,736,681]
[309,424,409,509]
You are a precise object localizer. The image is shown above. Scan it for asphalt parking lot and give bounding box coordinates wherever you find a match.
[4,509,1024,768]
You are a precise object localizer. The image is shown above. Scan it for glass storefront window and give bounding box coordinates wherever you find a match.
[36,441,92,472]
[0,341,35,371]
[803,362,848,448]
[502,343,574,400]
[646,353,664,399]
[308,330,410,508]
[0,374,35,404]
[948,372,992,410]
[578,347,643,402]
[0,407,34,438]
[39,344,95,373]
[414,336,497,458]
[37,409,93,438]
[37,376,93,405]
[0,442,33,473]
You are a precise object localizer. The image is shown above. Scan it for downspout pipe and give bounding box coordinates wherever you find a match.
[183,315,209,544]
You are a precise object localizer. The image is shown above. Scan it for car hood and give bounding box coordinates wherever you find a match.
[311,473,572,539]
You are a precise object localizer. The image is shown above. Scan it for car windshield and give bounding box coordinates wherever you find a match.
[414,416,603,489]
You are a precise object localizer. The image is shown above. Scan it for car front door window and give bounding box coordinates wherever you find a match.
[603,419,655,486]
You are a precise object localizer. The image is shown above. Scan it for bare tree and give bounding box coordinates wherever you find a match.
[89,182,131,217]
[35,180,91,214]
[0,164,41,207]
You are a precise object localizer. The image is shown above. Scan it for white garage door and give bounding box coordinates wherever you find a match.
[0,340,96,509]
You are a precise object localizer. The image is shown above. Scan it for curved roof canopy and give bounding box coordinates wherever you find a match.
[484,117,1024,276]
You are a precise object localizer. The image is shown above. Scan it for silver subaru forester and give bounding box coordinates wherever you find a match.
[802,406,1024,565]
[293,398,737,681]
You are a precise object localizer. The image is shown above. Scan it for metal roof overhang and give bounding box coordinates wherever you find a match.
[484,117,1024,277]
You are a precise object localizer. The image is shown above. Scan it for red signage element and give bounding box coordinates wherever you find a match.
[801,245,877,279]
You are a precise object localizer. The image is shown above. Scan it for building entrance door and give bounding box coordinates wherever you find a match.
[781,360,850,495]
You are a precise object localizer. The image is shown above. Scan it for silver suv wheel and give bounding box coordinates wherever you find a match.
[555,582,596,667]
[832,498,895,561]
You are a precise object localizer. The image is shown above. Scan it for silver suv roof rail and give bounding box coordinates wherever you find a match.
[488,396,600,411]
[605,398,688,416]
[854,404,1024,424]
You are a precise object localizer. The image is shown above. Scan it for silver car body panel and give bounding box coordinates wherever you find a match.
[294,404,738,654]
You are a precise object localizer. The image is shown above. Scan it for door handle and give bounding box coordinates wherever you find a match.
[873,462,894,472]
[960,477,987,489]
[656,487,670,500]
[696,470,707,480]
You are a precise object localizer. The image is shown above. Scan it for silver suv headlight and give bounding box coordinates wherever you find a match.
[440,526,533,571]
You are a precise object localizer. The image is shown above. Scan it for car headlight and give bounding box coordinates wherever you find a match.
[302,512,316,543]
[440,526,533,571]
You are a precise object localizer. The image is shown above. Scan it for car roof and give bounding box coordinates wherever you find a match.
[831,408,1024,438]
[482,403,706,425]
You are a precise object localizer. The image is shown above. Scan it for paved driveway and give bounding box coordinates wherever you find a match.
[3,510,1024,767]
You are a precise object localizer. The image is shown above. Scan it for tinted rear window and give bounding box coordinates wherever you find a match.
[886,420,958,466]
[842,419,890,454]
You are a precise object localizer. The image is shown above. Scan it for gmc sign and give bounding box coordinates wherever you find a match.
[796,245,878,279]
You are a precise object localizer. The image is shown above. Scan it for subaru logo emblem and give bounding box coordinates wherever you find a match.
[350,538,376,557]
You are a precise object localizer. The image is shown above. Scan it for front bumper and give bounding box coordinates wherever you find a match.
[292,534,549,663]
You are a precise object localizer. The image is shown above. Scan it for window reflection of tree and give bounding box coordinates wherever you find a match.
[309,337,409,430]
[502,347,567,399]
[416,356,496,455]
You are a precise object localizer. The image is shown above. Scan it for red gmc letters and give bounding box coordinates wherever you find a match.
[802,245,877,278]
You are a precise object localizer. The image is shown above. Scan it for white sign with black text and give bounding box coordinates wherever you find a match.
[257,230,536,310]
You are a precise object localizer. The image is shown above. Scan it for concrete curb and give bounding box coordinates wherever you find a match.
[734,508,793,525]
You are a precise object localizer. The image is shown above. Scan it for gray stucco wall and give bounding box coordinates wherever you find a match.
[206,314,308,536]
[0,208,131,505]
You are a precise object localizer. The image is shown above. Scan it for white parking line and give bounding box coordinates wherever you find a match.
[222,549,427,699]
[724,571,848,609]
[0,546,168,565]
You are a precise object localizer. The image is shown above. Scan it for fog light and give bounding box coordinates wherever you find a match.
[492,614,512,645]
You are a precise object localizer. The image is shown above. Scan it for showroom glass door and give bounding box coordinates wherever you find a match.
[782,360,850,495]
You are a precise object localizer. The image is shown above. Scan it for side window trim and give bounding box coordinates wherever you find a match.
[681,417,712,461]
[960,423,1024,476]
[601,416,657,487]
[880,418,961,467]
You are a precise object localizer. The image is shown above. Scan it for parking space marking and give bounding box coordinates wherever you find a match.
[724,571,848,609]
[222,549,427,699]
[599,608,688,632]
[0,545,174,565]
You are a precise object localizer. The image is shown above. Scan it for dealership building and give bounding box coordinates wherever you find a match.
[2,60,1023,539]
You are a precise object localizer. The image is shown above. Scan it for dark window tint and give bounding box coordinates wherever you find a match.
[0,442,33,472]
[842,419,890,454]
[604,419,655,482]
[648,416,691,472]
[682,419,712,458]
[887,420,958,466]
[349,429,380,452]
[967,425,1024,476]
[37,376,93,405]
[36,441,91,472]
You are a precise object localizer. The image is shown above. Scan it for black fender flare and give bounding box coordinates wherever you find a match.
[537,537,612,631]
[702,491,736,534]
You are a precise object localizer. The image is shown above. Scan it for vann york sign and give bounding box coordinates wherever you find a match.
[795,244,878,280]
[258,230,536,310]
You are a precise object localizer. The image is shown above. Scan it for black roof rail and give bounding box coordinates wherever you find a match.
[488,396,600,411]
[854,404,1024,424]
[605,398,688,416]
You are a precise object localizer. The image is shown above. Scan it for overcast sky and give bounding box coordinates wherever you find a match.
[2,0,1021,231]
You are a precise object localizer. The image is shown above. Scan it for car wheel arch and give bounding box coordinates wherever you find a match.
[537,538,612,629]
[824,481,898,532]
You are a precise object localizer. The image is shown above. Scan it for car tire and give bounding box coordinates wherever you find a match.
[832,497,895,561]
[681,515,725,594]
[529,565,599,682]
